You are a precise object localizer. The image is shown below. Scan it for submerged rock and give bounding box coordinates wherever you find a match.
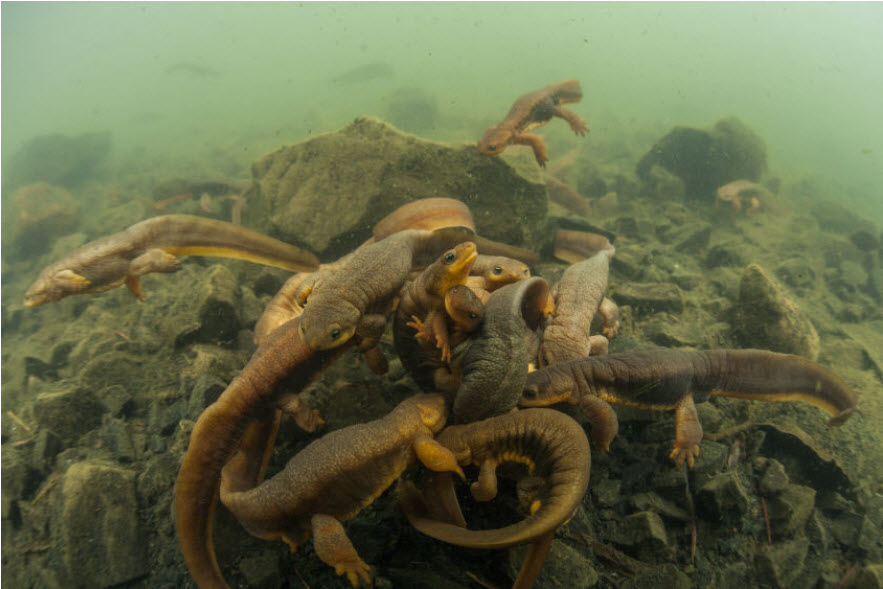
[734,263,820,360]
[244,116,548,258]
[59,461,148,587]
[636,117,767,201]
[2,131,111,189]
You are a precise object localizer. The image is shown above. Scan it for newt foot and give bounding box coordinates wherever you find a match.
[669,443,700,469]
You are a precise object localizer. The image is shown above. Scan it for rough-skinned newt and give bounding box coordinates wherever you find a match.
[453,277,555,422]
[175,316,350,589]
[540,248,617,366]
[395,282,485,395]
[297,227,474,351]
[24,214,319,307]
[398,242,479,362]
[219,394,464,587]
[399,408,590,589]
[520,348,859,465]
[466,254,532,302]
[478,79,588,167]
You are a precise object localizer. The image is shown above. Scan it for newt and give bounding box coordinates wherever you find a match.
[552,228,614,264]
[539,248,618,366]
[466,254,532,302]
[373,197,540,266]
[396,282,485,395]
[219,394,464,587]
[478,79,588,167]
[298,227,473,351]
[24,214,319,307]
[398,408,590,589]
[175,316,351,589]
[520,348,859,464]
[396,242,479,362]
[453,277,555,423]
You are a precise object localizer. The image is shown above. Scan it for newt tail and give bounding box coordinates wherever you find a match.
[398,408,590,550]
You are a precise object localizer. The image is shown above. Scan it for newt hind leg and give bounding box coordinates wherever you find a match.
[311,514,371,586]
[670,395,702,468]
[553,106,588,136]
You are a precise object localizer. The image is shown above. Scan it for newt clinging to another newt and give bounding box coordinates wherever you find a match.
[24,214,319,307]
[478,79,589,167]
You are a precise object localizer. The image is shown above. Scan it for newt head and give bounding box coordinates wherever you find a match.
[24,268,93,307]
[520,369,575,408]
[477,255,531,289]
[299,300,360,350]
[444,285,484,333]
[477,125,512,156]
[439,241,478,288]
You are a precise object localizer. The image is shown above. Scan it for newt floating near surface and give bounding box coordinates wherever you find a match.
[399,408,590,589]
[478,79,589,167]
[520,348,859,465]
[23,214,319,307]
[220,394,464,587]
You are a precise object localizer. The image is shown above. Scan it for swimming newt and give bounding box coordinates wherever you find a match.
[478,79,588,167]
[520,348,859,465]
[24,214,319,307]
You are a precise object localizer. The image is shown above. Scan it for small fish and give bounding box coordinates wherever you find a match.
[330,62,394,85]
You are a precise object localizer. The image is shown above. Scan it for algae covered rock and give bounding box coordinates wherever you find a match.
[244,116,548,259]
[637,117,767,200]
[2,131,111,189]
[734,263,820,360]
[58,461,148,587]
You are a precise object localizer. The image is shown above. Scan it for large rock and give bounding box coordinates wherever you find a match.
[243,116,548,259]
[58,461,148,587]
[734,263,820,360]
[636,117,767,200]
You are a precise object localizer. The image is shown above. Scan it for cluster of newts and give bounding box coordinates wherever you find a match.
[25,192,859,588]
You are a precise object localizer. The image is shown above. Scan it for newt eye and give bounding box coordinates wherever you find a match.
[469,312,477,319]
[523,387,538,400]
[492,266,503,275]
[489,144,497,151]
[444,252,456,263]
[329,328,341,340]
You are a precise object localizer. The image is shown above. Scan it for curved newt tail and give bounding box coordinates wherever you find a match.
[175,317,347,589]
[523,348,858,425]
[399,408,590,549]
